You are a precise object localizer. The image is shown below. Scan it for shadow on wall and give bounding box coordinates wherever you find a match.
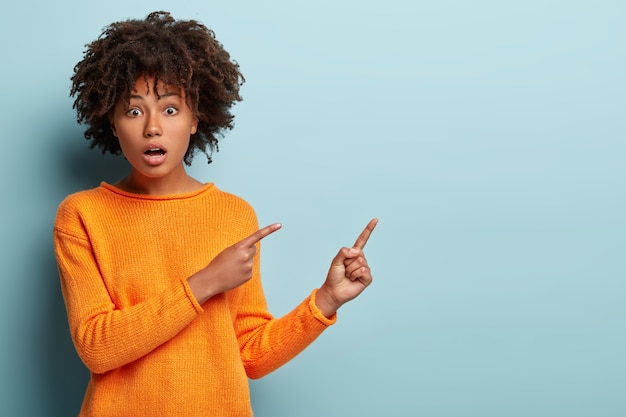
[39,249,89,417]
[56,128,131,192]
[38,126,129,416]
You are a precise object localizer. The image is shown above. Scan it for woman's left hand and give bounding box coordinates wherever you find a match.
[316,218,378,318]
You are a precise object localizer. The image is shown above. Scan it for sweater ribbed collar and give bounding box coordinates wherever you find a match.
[99,181,215,201]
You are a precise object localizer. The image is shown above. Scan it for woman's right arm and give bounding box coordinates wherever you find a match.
[54,228,203,374]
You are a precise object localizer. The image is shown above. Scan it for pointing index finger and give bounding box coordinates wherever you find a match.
[239,223,282,248]
[353,218,378,249]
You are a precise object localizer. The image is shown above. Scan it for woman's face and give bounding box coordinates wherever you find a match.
[110,75,198,188]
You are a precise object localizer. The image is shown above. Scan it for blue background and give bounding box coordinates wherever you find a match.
[1,1,625,416]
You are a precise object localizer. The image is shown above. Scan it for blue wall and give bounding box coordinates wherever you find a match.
[1,1,625,416]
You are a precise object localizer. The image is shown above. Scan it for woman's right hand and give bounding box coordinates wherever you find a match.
[187,223,282,304]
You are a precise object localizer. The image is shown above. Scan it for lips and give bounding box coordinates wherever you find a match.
[143,143,167,165]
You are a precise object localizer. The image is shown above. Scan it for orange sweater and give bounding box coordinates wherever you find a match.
[53,182,335,417]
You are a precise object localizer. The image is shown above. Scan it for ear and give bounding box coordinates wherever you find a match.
[191,116,199,135]
[109,114,118,137]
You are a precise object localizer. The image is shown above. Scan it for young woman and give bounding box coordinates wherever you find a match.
[54,11,377,416]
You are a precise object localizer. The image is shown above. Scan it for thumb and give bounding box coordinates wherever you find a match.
[331,247,361,266]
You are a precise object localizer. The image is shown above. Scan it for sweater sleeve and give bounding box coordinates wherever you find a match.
[230,216,337,379]
[237,285,336,379]
[53,211,203,374]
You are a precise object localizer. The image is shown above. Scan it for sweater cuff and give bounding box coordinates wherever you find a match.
[309,289,337,326]
[181,279,205,314]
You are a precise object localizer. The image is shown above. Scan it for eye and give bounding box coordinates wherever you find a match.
[164,106,179,116]
[126,108,142,117]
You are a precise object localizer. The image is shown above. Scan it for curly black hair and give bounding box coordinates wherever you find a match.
[70,11,244,164]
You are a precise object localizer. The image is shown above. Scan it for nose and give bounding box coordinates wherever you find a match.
[144,113,162,137]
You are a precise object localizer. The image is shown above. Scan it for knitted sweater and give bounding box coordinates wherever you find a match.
[53,182,335,417]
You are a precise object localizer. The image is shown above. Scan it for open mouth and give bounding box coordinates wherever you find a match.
[144,148,165,156]
[143,145,167,165]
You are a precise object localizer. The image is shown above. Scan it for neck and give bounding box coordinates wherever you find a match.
[115,169,203,196]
